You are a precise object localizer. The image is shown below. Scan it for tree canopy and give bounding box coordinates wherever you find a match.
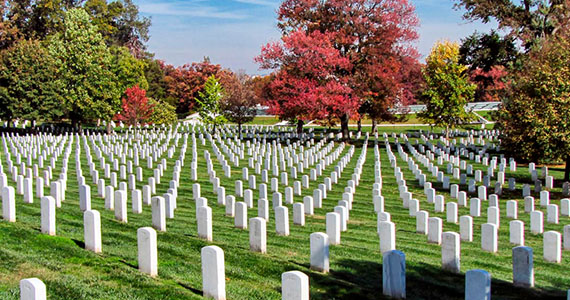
[419,40,476,136]
[47,8,120,127]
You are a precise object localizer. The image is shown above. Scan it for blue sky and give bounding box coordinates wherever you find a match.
[133,0,495,74]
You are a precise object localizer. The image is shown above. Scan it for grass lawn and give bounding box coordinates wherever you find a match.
[0,126,567,299]
[474,110,498,122]
[245,116,280,126]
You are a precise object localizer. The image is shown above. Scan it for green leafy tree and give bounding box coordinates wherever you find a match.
[148,98,177,125]
[1,0,81,47]
[419,41,476,138]
[459,31,519,72]
[144,59,176,106]
[47,8,120,130]
[196,75,226,134]
[110,45,148,95]
[0,39,63,124]
[497,31,570,180]
[455,0,568,50]
[83,0,151,56]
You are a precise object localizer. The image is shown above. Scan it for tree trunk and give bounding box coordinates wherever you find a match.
[296,119,304,135]
[445,125,449,139]
[71,118,78,133]
[340,114,350,140]
[371,118,377,135]
[357,118,362,133]
[564,155,570,181]
[238,123,242,139]
[106,122,112,135]
[213,123,217,136]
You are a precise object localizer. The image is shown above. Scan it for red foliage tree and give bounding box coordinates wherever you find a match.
[114,85,155,126]
[256,29,359,134]
[257,0,421,138]
[159,58,231,115]
[469,65,509,102]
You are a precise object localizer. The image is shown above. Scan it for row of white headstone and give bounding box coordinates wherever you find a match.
[392,136,567,262]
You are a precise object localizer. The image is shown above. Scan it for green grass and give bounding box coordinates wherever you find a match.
[245,116,280,125]
[0,127,567,299]
[474,110,498,122]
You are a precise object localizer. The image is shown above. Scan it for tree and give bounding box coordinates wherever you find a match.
[161,58,227,116]
[497,31,570,180]
[196,75,226,134]
[144,59,175,106]
[459,31,518,102]
[258,0,420,139]
[0,0,22,50]
[1,0,81,47]
[0,39,64,124]
[257,29,358,135]
[1,0,150,54]
[47,8,120,130]
[110,45,149,96]
[459,31,519,72]
[220,72,259,138]
[148,98,177,125]
[419,41,476,138]
[454,0,569,49]
[468,65,509,102]
[114,85,154,126]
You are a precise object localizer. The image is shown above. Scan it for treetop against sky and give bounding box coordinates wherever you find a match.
[133,0,494,74]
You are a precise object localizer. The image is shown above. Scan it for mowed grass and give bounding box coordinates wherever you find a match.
[246,116,280,125]
[474,110,498,122]
[0,127,567,299]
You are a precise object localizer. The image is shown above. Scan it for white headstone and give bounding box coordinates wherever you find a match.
[379,221,396,254]
[442,232,460,273]
[465,269,491,300]
[84,210,102,253]
[250,217,267,253]
[530,211,543,234]
[20,278,47,300]
[460,216,473,242]
[152,196,166,232]
[416,210,428,235]
[275,206,289,236]
[235,202,248,229]
[197,205,213,241]
[382,250,406,299]
[201,245,226,300]
[282,271,309,300]
[428,217,443,245]
[114,190,127,223]
[310,232,329,273]
[543,231,561,263]
[512,246,534,288]
[326,212,341,245]
[137,227,157,277]
[293,203,305,226]
[481,223,498,253]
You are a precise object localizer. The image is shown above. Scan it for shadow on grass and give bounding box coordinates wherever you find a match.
[302,258,566,300]
[177,282,203,296]
[119,259,138,270]
[72,239,85,249]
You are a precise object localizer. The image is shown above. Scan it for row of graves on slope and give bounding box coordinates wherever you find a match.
[1,123,376,300]
[370,129,569,299]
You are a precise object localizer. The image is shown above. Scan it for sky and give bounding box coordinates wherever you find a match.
[133,0,496,74]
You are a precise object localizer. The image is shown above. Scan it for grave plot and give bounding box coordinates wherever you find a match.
[0,125,568,299]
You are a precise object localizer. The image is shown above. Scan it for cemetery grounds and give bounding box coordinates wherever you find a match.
[0,124,568,299]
